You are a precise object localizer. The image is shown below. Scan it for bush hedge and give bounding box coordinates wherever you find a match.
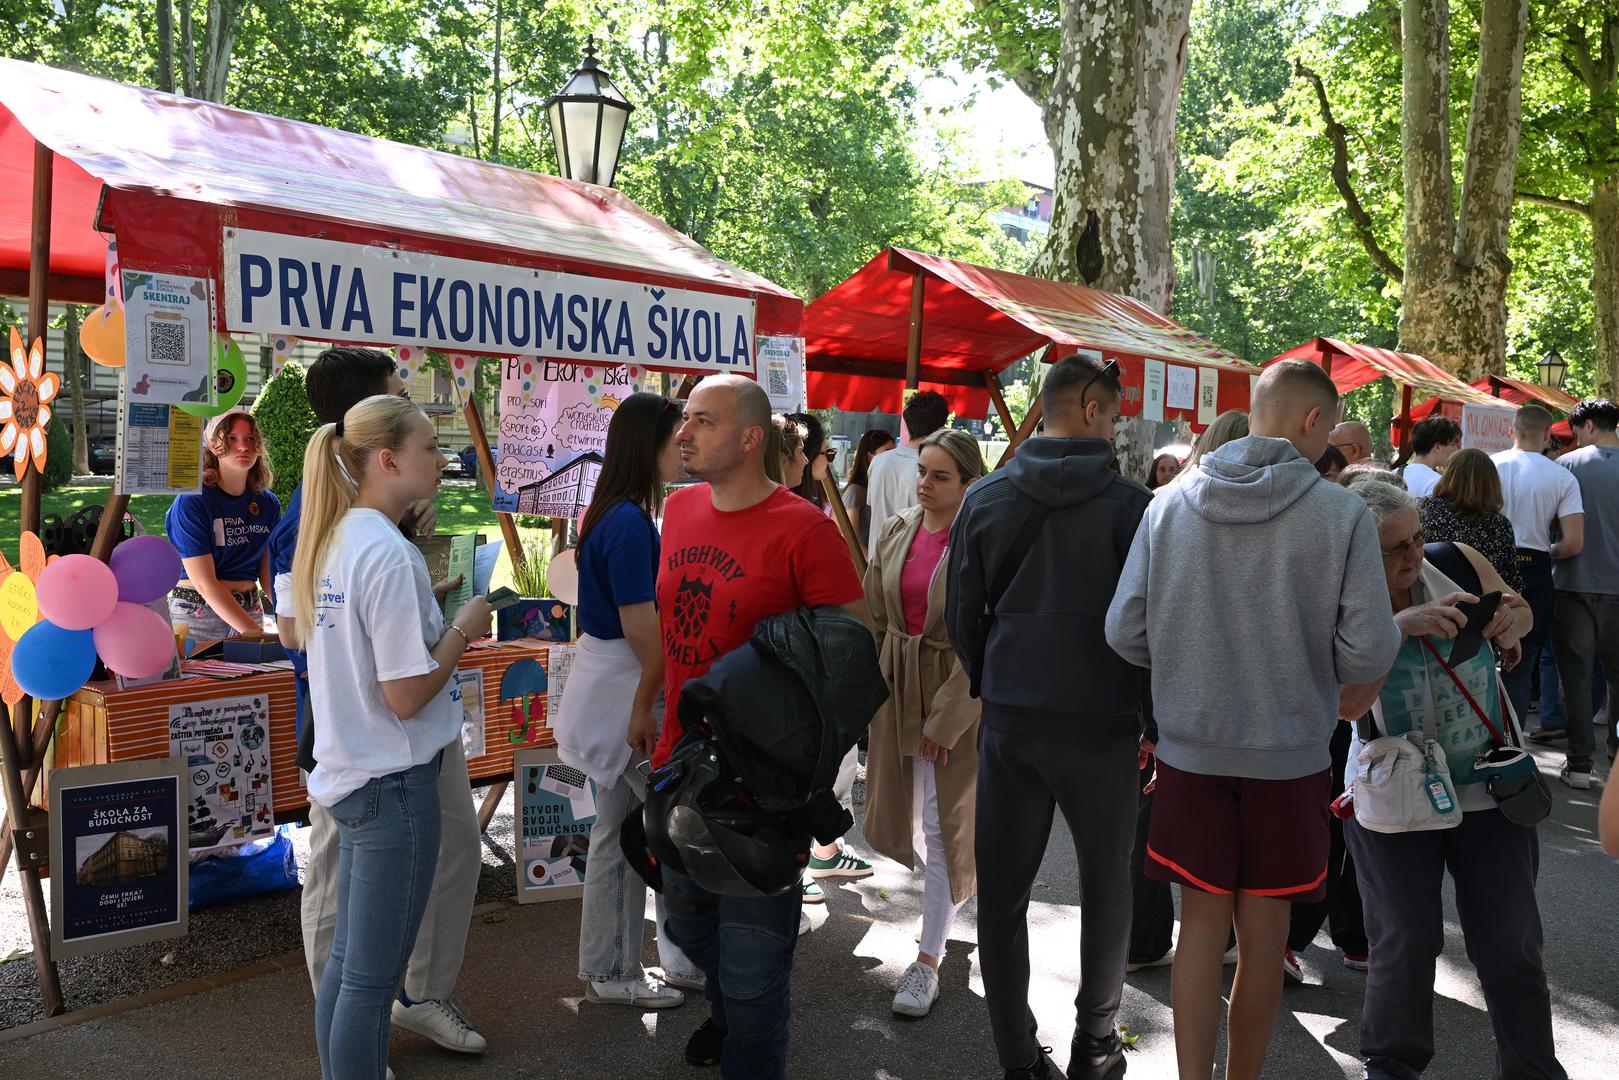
[41,416,73,491]
[251,362,317,505]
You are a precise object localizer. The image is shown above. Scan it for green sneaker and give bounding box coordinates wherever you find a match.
[801,880,825,904]
[808,847,873,880]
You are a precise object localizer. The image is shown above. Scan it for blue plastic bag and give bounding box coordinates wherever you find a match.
[188,824,299,910]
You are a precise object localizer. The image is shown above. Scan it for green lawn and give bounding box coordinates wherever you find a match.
[0,480,535,593]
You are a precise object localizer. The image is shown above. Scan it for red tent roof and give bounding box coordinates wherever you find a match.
[1269,337,1498,405]
[0,59,800,343]
[804,248,1256,423]
[1397,375,1580,429]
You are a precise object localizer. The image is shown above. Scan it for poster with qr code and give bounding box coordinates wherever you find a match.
[757,335,805,411]
[121,271,216,405]
[116,369,204,496]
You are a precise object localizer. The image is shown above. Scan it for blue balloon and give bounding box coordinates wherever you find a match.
[12,620,98,701]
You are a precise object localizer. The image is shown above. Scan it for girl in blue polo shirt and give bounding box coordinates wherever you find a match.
[165,408,281,641]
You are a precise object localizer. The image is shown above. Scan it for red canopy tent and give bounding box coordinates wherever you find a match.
[0,58,806,1014]
[1393,375,1579,442]
[1267,337,1501,454]
[804,248,1257,431]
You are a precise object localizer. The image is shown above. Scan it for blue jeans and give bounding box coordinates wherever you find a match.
[661,868,802,1080]
[315,758,443,1080]
[1536,647,1606,731]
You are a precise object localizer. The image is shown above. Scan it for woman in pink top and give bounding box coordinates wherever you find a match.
[862,428,986,1019]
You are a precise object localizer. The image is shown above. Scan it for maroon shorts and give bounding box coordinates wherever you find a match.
[1145,761,1330,902]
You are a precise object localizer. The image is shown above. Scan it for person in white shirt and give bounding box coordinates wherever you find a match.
[1491,404,1584,732]
[864,390,950,544]
[291,394,493,1080]
[1400,416,1461,497]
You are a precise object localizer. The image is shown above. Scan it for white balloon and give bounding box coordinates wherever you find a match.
[546,548,580,606]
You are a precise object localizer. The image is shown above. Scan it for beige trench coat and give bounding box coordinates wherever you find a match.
[860,505,980,904]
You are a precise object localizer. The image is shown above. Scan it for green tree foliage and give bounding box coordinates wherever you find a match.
[41,413,73,492]
[251,361,318,505]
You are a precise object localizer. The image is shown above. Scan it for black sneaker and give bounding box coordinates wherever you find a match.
[1005,1047,1061,1079]
[1528,726,1567,743]
[685,1019,725,1067]
[1068,1031,1126,1080]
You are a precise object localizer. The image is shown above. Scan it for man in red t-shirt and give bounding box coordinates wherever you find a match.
[649,374,865,1080]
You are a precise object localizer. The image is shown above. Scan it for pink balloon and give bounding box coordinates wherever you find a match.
[36,554,119,631]
[93,602,176,678]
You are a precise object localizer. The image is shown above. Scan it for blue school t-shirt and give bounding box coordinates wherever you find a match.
[165,484,281,582]
[577,500,659,640]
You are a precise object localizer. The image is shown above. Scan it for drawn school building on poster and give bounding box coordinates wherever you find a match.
[75,829,170,887]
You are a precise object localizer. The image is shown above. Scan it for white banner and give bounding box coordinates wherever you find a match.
[1460,403,1517,453]
[222,228,757,375]
[1141,360,1166,422]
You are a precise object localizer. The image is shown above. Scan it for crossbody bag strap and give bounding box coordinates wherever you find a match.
[1418,637,1507,749]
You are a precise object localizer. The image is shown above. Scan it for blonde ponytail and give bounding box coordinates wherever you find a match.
[291,394,425,629]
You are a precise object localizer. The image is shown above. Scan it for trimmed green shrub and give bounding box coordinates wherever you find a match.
[251,361,318,505]
[41,416,73,491]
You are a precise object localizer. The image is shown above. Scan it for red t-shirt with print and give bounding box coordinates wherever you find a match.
[654,484,865,766]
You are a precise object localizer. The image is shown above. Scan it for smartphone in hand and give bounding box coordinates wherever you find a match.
[1447,591,1502,667]
[485,586,523,611]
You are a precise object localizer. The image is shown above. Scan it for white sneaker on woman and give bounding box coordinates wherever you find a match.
[391,997,488,1053]
[584,973,685,1009]
[891,961,940,1017]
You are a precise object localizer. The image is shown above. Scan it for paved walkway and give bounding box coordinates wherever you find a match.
[2,742,1617,1079]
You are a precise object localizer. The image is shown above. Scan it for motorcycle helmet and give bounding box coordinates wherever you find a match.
[640,728,808,897]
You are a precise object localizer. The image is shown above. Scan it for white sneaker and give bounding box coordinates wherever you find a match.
[1282,948,1305,983]
[1126,950,1174,973]
[1222,943,1240,965]
[655,967,707,992]
[584,973,685,1009]
[799,910,812,936]
[891,961,940,1017]
[391,997,488,1054]
[1561,761,1593,790]
[386,1070,395,1080]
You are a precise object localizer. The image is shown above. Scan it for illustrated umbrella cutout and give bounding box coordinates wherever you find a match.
[500,659,549,745]
[3,329,61,479]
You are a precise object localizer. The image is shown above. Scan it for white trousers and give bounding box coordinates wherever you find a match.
[911,757,965,959]
[302,738,481,1001]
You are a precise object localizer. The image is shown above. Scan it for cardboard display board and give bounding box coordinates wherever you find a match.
[49,757,188,959]
[513,745,597,903]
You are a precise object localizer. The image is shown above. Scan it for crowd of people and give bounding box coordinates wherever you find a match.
[165,342,1619,1079]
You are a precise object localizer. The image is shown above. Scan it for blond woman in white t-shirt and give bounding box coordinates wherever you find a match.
[291,394,493,1080]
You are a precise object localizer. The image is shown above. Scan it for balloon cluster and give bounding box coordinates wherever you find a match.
[11,537,185,700]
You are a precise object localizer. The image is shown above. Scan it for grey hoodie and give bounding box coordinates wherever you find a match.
[1104,435,1400,780]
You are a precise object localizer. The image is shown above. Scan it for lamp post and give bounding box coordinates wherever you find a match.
[1538,348,1567,391]
[546,37,634,187]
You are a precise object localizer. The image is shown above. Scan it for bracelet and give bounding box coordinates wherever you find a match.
[447,624,472,647]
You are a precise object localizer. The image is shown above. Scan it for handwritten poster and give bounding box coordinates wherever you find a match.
[494,358,658,513]
[168,694,274,853]
[1460,403,1517,453]
[1166,364,1196,411]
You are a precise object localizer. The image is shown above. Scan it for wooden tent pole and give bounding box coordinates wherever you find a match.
[462,394,525,578]
[904,274,925,390]
[1394,383,1414,465]
[983,371,1016,436]
[0,698,63,886]
[821,472,866,575]
[0,139,65,1017]
[996,397,1043,469]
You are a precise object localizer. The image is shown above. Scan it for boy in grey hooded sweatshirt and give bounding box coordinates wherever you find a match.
[1105,359,1399,1080]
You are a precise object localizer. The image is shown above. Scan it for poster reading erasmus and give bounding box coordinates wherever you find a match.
[50,758,188,959]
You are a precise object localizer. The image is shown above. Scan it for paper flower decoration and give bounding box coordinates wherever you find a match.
[0,531,49,705]
[3,329,60,479]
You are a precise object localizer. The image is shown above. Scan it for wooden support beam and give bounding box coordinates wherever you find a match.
[983,371,1016,436]
[1394,383,1414,465]
[904,273,925,390]
[0,699,63,886]
[675,374,699,399]
[820,472,866,575]
[90,493,133,562]
[475,781,508,833]
[996,397,1043,469]
[21,143,51,554]
[462,395,525,579]
[0,703,63,1015]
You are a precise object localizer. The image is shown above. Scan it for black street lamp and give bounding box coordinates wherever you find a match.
[1538,348,1567,390]
[546,37,634,188]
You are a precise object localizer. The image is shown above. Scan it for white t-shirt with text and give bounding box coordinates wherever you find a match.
[304,509,462,807]
[1490,448,1583,552]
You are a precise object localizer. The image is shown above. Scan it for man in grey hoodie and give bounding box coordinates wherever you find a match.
[947,354,1150,1080]
[1105,359,1400,1080]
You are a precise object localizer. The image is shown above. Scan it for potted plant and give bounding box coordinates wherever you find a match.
[496,527,571,641]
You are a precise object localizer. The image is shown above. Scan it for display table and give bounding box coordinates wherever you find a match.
[49,641,556,820]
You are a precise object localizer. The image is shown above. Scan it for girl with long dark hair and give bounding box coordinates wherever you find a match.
[844,427,898,550]
[553,391,701,1007]
[789,411,831,507]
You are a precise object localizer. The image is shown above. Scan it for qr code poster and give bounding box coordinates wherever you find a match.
[757,335,805,412]
[121,271,216,405]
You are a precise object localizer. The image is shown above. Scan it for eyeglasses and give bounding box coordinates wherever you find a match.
[1079,359,1121,407]
[823,448,837,462]
[1381,530,1426,558]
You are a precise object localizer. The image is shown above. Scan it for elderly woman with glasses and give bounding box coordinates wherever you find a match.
[1337,477,1564,1080]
